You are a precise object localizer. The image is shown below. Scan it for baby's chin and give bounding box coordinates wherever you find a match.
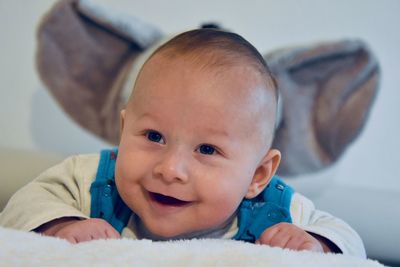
[140,215,236,241]
[136,216,191,240]
[141,223,197,241]
[139,216,230,241]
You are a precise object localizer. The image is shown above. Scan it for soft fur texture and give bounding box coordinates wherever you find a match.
[0,227,385,267]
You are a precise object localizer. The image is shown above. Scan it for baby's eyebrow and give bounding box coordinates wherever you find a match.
[134,112,230,138]
[200,126,229,138]
[129,112,162,126]
[135,112,159,122]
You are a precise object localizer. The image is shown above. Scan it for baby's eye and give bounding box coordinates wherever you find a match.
[198,144,217,155]
[146,130,165,144]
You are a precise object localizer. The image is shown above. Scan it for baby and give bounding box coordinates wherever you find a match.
[0,29,365,256]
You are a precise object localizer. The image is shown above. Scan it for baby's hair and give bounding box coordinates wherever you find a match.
[147,28,278,102]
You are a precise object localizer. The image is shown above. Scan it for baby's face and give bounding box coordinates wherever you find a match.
[115,54,276,238]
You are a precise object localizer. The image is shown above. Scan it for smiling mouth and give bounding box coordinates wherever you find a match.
[149,192,192,207]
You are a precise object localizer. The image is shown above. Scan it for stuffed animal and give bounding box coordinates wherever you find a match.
[36,0,380,176]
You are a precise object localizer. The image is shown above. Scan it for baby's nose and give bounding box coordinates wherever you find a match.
[153,150,189,184]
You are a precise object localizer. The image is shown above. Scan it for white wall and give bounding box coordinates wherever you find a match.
[0,0,399,262]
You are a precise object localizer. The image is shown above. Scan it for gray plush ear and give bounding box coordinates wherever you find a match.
[267,40,380,176]
[36,0,162,143]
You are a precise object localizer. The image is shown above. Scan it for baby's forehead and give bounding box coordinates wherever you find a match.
[132,53,276,123]
[133,52,277,137]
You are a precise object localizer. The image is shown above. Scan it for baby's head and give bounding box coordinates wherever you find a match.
[115,29,281,238]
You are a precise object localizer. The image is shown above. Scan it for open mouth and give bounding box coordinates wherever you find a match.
[149,192,191,207]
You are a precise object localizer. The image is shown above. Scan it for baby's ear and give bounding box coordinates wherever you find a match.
[119,109,126,136]
[245,149,281,199]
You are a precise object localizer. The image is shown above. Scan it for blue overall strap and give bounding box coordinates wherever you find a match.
[233,176,294,242]
[90,148,132,234]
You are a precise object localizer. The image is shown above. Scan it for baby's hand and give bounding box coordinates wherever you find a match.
[36,217,120,244]
[256,222,324,252]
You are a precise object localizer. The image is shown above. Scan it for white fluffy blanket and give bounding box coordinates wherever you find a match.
[0,227,385,267]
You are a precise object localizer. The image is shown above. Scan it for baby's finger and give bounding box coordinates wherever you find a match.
[268,230,292,248]
[105,226,121,239]
[299,240,323,252]
[87,229,112,241]
[257,224,281,245]
[64,235,78,244]
[284,235,305,250]
[77,233,96,243]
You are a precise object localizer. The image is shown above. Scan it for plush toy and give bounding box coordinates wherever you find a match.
[36,0,380,176]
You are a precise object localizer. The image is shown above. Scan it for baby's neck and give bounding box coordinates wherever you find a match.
[133,213,236,241]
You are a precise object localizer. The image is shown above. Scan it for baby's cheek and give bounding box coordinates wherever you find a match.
[204,187,244,223]
[193,168,251,227]
[115,164,143,208]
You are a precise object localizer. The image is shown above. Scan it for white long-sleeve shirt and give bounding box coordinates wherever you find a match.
[0,154,366,257]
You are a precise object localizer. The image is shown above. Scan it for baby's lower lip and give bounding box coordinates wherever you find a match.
[148,192,192,207]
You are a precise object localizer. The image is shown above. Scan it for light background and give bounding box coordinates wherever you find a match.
[0,0,399,263]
